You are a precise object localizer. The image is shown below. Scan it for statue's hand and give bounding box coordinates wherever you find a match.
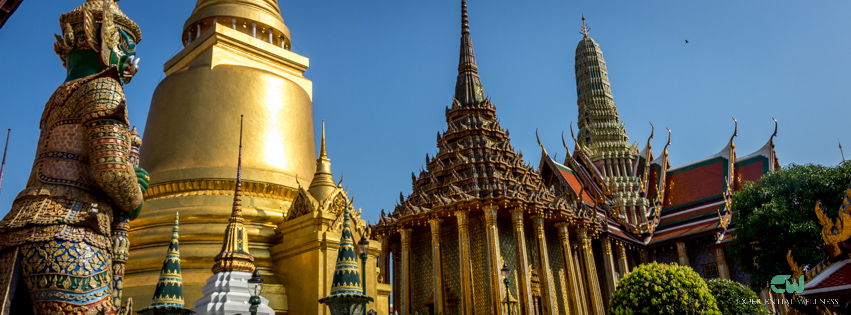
[135,167,149,193]
[130,167,149,220]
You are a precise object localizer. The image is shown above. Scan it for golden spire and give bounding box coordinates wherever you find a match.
[581,14,590,37]
[455,0,485,107]
[309,120,336,202]
[212,115,255,274]
[184,0,291,44]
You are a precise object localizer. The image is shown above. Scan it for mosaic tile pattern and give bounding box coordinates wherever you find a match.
[497,220,519,301]
[547,230,567,314]
[392,242,400,312]
[654,247,679,265]
[441,226,461,314]
[731,257,752,287]
[470,216,491,315]
[692,237,716,278]
[410,232,433,313]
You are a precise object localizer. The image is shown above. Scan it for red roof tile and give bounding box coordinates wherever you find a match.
[648,218,719,245]
[664,159,725,209]
[647,166,660,202]
[658,203,722,226]
[809,262,851,291]
[734,158,767,191]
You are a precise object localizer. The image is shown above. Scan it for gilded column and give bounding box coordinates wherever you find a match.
[555,222,581,315]
[578,225,605,315]
[509,207,534,315]
[400,228,413,315]
[483,205,504,314]
[429,217,445,313]
[715,247,730,280]
[617,242,629,277]
[676,242,690,267]
[531,215,557,315]
[600,236,618,300]
[379,234,390,284]
[455,209,474,315]
[573,245,589,314]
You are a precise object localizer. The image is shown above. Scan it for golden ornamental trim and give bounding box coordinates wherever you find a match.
[144,179,297,200]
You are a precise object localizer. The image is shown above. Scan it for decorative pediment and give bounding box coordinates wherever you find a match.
[286,187,316,222]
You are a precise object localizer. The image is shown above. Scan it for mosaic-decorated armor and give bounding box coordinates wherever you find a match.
[0,1,146,314]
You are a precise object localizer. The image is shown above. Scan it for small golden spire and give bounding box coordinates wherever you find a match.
[319,120,328,160]
[211,115,255,274]
[581,14,590,37]
[309,120,336,202]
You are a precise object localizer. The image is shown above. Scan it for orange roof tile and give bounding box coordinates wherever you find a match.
[555,164,595,204]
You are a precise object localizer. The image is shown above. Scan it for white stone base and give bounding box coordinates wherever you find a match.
[193,271,274,315]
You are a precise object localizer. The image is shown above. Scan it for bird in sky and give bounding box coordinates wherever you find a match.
[685,40,689,44]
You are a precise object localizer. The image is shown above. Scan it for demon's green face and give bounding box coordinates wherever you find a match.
[110,29,139,84]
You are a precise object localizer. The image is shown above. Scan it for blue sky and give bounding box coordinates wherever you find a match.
[1,1,849,223]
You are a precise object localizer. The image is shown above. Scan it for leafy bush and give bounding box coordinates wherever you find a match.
[706,278,770,315]
[608,262,721,315]
[729,162,851,291]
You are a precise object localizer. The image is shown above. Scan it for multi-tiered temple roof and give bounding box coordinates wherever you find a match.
[377,0,584,229]
[539,18,780,248]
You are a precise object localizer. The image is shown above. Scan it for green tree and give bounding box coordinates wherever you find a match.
[728,162,851,291]
[608,262,720,315]
[706,278,770,315]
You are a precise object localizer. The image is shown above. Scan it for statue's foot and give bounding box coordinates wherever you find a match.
[117,298,132,315]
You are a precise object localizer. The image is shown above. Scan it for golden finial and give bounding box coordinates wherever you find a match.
[581,14,590,37]
[731,117,738,141]
[536,128,547,156]
[309,120,337,202]
[319,120,327,159]
[664,128,672,156]
[561,131,572,162]
[569,122,577,143]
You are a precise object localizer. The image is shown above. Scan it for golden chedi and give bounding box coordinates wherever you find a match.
[125,0,313,313]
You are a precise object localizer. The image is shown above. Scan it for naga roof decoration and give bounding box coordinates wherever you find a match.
[376,0,584,231]
[787,178,851,306]
[212,116,255,274]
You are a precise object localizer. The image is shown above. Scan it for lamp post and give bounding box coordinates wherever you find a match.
[358,235,370,315]
[248,269,264,315]
[501,263,511,315]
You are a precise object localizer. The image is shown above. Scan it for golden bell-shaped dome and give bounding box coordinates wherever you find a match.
[183,0,291,47]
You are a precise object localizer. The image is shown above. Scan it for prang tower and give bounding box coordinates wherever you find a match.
[574,17,650,232]
[126,0,314,312]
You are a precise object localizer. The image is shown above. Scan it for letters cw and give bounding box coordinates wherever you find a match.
[770,275,805,294]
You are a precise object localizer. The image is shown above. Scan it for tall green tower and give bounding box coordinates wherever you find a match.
[574,16,650,229]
